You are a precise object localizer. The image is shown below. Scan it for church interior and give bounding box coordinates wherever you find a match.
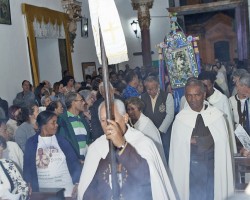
[1,0,250,199]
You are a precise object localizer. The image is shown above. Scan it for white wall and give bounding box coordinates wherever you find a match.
[0,0,63,104]
[0,0,171,104]
[72,0,171,79]
[37,39,62,85]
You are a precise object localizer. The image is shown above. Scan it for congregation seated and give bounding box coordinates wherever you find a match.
[34,82,48,106]
[51,81,66,108]
[39,95,52,112]
[0,136,29,200]
[15,104,39,152]
[46,100,64,116]
[0,121,23,172]
[6,105,21,141]
[13,80,36,107]
[62,76,75,93]
[0,97,8,120]
[23,111,81,198]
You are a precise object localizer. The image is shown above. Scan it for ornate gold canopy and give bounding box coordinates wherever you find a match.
[22,3,74,86]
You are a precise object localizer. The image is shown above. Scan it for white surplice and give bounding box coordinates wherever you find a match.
[207,88,236,153]
[169,102,234,200]
[78,125,177,200]
[133,113,167,167]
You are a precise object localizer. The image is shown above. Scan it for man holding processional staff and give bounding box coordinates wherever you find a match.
[77,0,177,199]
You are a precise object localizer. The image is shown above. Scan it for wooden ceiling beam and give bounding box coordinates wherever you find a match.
[167,0,243,15]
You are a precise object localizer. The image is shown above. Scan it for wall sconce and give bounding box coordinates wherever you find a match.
[131,20,139,38]
[81,16,88,38]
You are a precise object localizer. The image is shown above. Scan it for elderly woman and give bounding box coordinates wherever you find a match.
[15,103,39,152]
[46,100,64,116]
[23,111,81,198]
[0,135,29,200]
[6,105,21,141]
[0,120,24,171]
[39,95,52,112]
[125,97,167,165]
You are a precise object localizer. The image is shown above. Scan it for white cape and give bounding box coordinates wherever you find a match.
[169,103,234,200]
[207,88,236,153]
[78,126,177,200]
[180,89,237,153]
[134,113,167,167]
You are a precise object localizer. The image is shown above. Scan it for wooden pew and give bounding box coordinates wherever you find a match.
[234,154,250,191]
[30,188,65,200]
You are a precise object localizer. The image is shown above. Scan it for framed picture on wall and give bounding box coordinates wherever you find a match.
[82,62,97,79]
[0,0,11,25]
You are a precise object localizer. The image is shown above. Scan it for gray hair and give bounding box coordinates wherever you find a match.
[239,73,250,88]
[41,95,51,106]
[232,69,248,78]
[185,79,206,93]
[144,76,159,84]
[65,92,78,109]
[98,99,126,120]
[79,89,91,101]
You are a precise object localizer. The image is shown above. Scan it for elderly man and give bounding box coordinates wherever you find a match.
[141,76,175,161]
[235,73,250,200]
[90,82,123,142]
[169,79,234,200]
[237,73,250,98]
[57,92,90,162]
[231,69,248,96]
[13,80,36,107]
[78,99,176,200]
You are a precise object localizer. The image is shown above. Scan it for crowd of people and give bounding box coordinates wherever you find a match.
[0,61,250,199]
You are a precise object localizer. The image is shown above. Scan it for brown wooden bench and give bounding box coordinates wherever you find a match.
[30,188,65,200]
[234,154,250,191]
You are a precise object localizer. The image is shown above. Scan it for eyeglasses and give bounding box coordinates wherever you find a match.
[74,99,84,102]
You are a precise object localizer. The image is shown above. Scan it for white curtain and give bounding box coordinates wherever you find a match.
[33,18,65,39]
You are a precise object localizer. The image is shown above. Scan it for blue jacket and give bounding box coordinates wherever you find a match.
[23,133,82,192]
